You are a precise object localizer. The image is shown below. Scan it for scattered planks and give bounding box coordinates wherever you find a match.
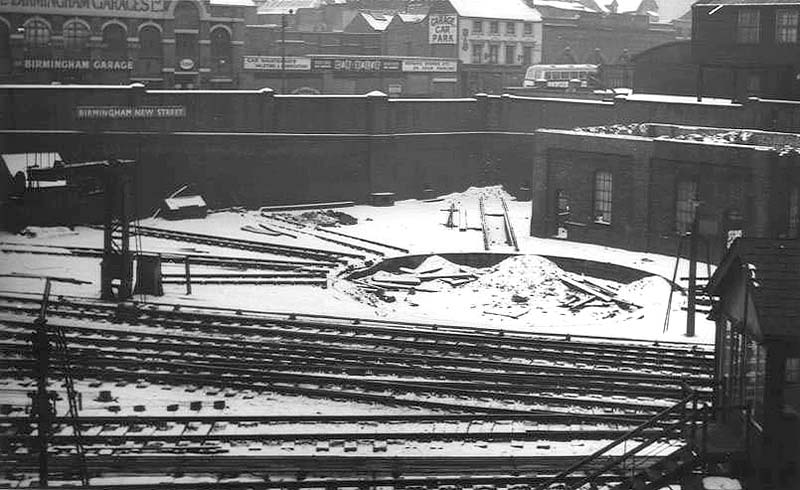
[559,276,640,311]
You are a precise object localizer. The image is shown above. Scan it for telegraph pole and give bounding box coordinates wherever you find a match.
[686,216,699,338]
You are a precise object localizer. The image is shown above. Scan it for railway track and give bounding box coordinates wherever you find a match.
[0,291,706,487]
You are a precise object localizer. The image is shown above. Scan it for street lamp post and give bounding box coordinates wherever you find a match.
[281,9,293,94]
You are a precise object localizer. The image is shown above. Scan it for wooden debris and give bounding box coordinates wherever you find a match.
[240,225,281,237]
[483,306,529,319]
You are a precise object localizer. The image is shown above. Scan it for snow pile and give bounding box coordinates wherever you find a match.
[576,123,649,137]
[474,255,565,295]
[413,254,474,276]
[439,185,515,202]
[615,275,673,306]
[19,226,78,239]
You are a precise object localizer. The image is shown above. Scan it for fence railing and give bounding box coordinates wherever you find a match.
[533,388,702,490]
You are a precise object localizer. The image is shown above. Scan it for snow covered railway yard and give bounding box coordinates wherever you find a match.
[0,187,716,488]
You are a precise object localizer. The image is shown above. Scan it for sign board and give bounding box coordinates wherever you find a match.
[76,105,186,119]
[402,59,458,73]
[311,58,401,73]
[388,83,402,95]
[179,58,194,70]
[243,56,311,71]
[429,14,457,45]
[20,58,134,71]
[0,0,179,19]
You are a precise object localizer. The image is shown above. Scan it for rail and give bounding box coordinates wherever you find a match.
[533,388,701,490]
[500,197,519,252]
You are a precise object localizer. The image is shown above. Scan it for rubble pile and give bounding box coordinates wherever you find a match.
[349,254,651,323]
[276,210,358,227]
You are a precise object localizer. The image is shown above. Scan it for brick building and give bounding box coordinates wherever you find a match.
[693,0,800,101]
[0,0,256,88]
[531,123,800,261]
[708,238,800,490]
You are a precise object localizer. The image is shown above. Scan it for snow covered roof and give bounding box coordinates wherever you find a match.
[448,0,542,21]
[258,0,321,15]
[2,153,62,177]
[359,12,395,31]
[654,0,694,22]
[695,0,800,4]
[164,195,208,210]
[532,0,598,13]
[397,13,427,23]
[708,238,800,340]
[210,0,255,6]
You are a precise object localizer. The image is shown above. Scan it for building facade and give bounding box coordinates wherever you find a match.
[531,123,800,261]
[0,0,255,88]
[428,0,543,94]
[693,0,800,101]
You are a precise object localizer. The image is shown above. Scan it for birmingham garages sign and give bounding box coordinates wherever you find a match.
[429,14,457,45]
[0,0,174,18]
[22,58,134,70]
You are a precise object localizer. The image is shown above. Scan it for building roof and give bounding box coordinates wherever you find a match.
[695,0,800,5]
[708,238,800,339]
[210,0,256,6]
[654,0,694,22]
[448,0,542,21]
[396,13,427,23]
[164,195,208,211]
[257,0,322,15]
[359,12,395,31]
[532,0,598,13]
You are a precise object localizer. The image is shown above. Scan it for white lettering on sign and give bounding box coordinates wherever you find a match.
[243,56,311,71]
[75,105,186,119]
[429,14,457,45]
[23,58,134,70]
[401,59,458,73]
[0,0,174,18]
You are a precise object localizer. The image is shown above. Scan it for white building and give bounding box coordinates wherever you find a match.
[448,0,543,67]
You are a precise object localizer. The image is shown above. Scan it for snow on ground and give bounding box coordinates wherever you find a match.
[0,185,714,344]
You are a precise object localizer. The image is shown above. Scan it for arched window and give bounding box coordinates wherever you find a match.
[138,25,162,75]
[24,18,51,48]
[139,25,162,58]
[102,23,127,57]
[63,19,90,54]
[174,1,200,29]
[210,27,231,73]
[0,20,10,75]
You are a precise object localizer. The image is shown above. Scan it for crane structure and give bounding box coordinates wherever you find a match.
[29,159,136,300]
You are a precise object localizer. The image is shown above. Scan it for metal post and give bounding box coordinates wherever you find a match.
[184,256,192,295]
[280,12,287,94]
[687,217,698,337]
[34,278,52,486]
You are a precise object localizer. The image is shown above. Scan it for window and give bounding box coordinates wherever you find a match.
[471,42,483,64]
[102,23,127,57]
[522,46,532,65]
[505,44,515,65]
[675,180,698,234]
[174,0,201,29]
[473,20,482,33]
[743,339,766,424]
[506,22,516,35]
[776,10,799,43]
[63,19,90,53]
[593,171,613,224]
[138,25,162,75]
[786,357,800,417]
[524,22,533,35]
[737,9,760,44]
[210,27,232,74]
[24,18,51,48]
[789,186,799,238]
[488,44,499,64]
[556,189,570,218]
[490,21,499,34]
